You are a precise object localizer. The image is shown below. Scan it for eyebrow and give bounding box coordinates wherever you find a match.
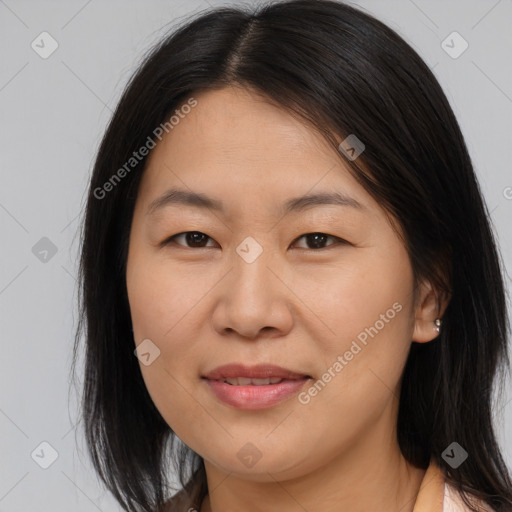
[146,187,365,217]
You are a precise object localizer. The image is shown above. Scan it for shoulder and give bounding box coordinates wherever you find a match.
[161,487,195,512]
[444,482,496,512]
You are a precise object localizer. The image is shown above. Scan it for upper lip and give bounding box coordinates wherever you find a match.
[203,363,310,380]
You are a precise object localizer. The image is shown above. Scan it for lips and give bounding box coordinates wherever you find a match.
[202,364,312,409]
[202,363,310,381]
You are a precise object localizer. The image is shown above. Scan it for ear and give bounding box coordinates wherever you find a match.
[412,279,449,343]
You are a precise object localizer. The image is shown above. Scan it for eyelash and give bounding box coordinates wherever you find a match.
[161,231,349,250]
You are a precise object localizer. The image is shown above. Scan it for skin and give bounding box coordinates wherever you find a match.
[125,85,447,512]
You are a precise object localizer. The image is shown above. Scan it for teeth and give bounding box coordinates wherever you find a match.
[221,377,285,386]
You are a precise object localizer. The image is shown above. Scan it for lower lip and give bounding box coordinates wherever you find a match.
[203,378,310,410]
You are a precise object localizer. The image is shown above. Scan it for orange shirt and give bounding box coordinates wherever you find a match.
[413,459,494,512]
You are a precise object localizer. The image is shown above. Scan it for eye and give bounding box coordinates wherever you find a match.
[163,231,218,248]
[161,231,347,250]
[291,232,347,250]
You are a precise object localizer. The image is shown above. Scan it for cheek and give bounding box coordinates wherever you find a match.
[296,246,415,413]
[126,249,211,431]
[126,248,203,341]
[293,248,414,354]
[126,247,213,391]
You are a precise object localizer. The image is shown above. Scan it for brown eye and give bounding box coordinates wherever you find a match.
[291,232,345,250]
[165,231,217,248]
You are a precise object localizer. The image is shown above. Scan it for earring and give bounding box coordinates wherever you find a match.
[434,318,442,333]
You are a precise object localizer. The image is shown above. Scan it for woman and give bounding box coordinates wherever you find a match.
[72,1,512,511]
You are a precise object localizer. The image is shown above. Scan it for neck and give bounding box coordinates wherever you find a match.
[200,419,426,512]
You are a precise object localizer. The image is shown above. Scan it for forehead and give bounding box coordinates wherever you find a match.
[170,86,332,158]
[137,86,380,220]
[145,86,339,169]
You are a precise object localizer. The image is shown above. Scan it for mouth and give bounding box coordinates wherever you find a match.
[202,363,312,409]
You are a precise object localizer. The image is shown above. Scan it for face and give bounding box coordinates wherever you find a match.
[126,86,433,481]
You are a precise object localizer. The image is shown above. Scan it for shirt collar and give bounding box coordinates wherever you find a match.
[412,458,445,512]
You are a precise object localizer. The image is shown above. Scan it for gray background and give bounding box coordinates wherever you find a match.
[1,0,511,510]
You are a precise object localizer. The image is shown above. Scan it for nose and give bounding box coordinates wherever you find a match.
[210,242,294,340]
